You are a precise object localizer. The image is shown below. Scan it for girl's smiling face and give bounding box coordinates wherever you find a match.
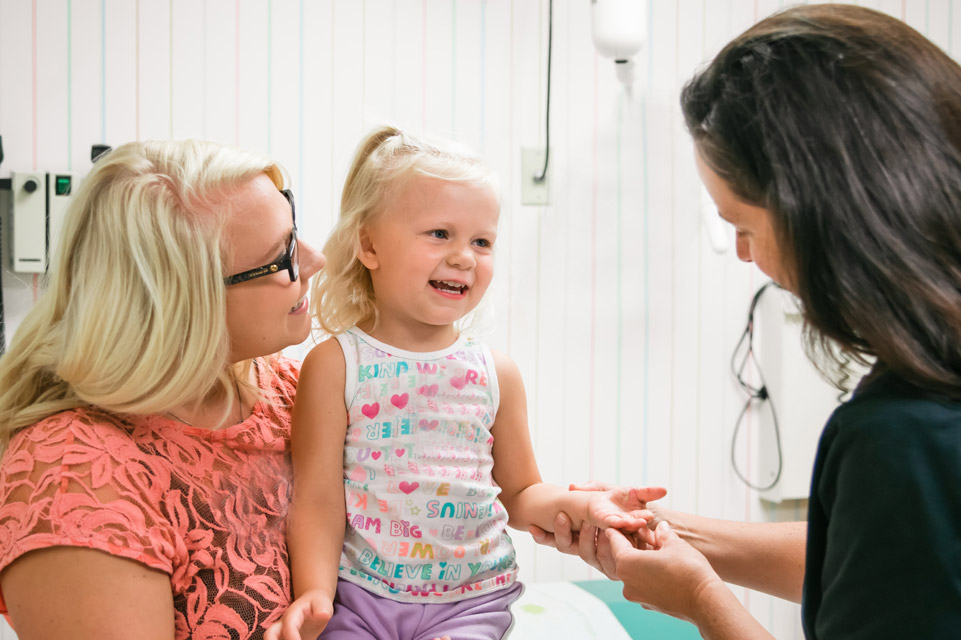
[357,176,499,349]
[696,150,795,293]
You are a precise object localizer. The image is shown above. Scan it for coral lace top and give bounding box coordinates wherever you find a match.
[0,357,299,640]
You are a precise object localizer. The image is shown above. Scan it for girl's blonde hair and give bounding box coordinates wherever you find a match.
[312,125,499,334]
[0,139,284,451]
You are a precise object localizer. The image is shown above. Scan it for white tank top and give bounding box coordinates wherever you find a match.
[334,328,519,602]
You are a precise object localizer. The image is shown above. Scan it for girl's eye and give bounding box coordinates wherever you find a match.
[429,229,448,239]
[473,238,492,248]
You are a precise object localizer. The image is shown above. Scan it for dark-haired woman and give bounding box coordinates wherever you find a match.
[533,4,961,639]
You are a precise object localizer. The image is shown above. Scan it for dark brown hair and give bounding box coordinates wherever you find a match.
[682,4,961,395]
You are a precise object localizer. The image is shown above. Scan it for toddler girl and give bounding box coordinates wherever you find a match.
[268,126,663,640]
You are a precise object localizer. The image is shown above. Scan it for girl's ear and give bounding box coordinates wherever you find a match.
[357,227,380,270]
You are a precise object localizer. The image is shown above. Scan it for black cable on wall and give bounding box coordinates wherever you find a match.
[533,0,553,183]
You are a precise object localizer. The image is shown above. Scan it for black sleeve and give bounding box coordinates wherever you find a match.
[807,397,961,639]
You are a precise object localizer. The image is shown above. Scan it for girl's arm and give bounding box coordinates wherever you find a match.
[1,547,176,639]
[490,351,654,532]
[269,339,349,640]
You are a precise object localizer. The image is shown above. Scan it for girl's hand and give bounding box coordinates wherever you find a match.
[583,485,667,536]
[264,590,334,640]
[605,521,721,623]
[529,484,667,576]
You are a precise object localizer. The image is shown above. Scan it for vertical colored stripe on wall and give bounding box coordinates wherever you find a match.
[695,0,708,514]
[451,1,456,132]
[422,0,428,128]
[298,0,304,205]
[136,0,141,141]
[102,0,106,143]
[31,0,38,170]
[169,0,174,138]
[589,52,598,479]
[67,0,73,168]
[480,1,486,148]
[640,0,655,485]
[615,92,624,484]
[235,0,241,146]
[950,0,955,54]
[267,0,273,154]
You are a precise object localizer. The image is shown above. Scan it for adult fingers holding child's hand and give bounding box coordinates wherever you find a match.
[529,513,619,578]
[605,522,721,623]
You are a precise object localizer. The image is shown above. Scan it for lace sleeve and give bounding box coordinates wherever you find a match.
[0,411,177,580]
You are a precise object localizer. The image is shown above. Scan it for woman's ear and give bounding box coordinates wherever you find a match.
[357,227,379,270]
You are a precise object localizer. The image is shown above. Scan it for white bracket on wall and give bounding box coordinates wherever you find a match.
[521,147,550,206]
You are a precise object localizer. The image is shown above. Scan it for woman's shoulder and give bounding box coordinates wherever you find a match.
[824,371,961,447]
[5,407,138,464]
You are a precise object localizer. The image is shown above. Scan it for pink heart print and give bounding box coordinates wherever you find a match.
[418,384,439,397]
[450,377,466,389]
[361,403,380,419]
[349,466,367,482]
[372,451,382,460]
[419,419,439,431]
[391,393,409,409]
[395,448,406,458]
[399,481,419,494]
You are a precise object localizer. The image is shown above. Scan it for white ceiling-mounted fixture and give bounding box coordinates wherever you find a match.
[591,0,647,88]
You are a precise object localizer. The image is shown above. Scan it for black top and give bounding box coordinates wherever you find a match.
[803,372,961,638]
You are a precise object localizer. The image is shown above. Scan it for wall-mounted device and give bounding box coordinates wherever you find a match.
[47,172,76,261]
[591,0,647,88]
[8,171,77,273]
[11,171,47,273]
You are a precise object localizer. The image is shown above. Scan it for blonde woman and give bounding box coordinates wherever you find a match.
[0,139,325,640]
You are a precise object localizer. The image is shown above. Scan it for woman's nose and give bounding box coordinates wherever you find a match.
[299,239,326,279]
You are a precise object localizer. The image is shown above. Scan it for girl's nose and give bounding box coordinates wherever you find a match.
[447,245,476,269]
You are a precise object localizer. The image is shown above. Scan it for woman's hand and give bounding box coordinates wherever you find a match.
[605,521,721,622]
[264,590,334,640]
[606,522,775,639]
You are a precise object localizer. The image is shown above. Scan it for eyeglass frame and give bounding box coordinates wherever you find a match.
[223,189,299,286]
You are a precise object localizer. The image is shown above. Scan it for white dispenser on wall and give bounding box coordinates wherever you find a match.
[591,0,647,87]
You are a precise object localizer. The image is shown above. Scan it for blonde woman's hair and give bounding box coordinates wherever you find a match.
[0,139,284,451]
[312,125,499,334]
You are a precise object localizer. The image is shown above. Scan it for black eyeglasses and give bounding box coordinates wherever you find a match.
[224,189,299,286]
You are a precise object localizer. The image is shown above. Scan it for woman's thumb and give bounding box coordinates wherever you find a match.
[654,520,678,547]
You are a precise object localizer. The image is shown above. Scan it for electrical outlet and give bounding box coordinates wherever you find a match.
[521,147,550,206]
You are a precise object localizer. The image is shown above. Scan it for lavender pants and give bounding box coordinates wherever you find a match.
[318,579,523,640]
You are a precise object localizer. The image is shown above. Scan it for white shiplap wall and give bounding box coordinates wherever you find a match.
[0,1,951,637]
